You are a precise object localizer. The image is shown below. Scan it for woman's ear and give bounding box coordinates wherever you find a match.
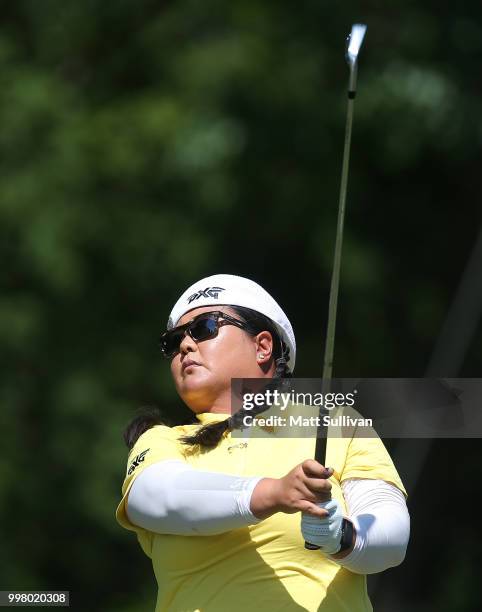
[255,331,273,365]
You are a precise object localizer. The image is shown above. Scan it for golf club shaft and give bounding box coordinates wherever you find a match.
[322,95,355,383]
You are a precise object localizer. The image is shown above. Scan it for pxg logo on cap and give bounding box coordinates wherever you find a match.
[187,286,225,304]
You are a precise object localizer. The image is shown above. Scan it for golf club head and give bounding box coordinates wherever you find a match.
[346,23,367,67]
[345,23,367,93]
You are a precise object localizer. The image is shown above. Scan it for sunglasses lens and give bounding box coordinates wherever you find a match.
[190,316,218,341]
[160,328,185,357]
[160,315,220,358]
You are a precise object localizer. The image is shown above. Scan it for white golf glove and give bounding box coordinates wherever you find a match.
[300,499,344,555]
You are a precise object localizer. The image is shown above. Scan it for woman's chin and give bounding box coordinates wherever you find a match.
[177,371,216,404]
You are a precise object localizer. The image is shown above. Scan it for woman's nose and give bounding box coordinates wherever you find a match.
[179,331,196,354]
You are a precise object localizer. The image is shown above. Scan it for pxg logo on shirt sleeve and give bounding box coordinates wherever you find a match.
[128,449,150,475]
[187,287,225,304]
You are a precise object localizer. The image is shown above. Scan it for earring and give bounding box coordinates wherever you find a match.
[258,354,265,359]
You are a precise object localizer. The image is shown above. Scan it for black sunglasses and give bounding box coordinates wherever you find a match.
[159,311,250,359]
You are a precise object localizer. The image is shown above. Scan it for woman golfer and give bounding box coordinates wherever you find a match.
[116,274,410,612]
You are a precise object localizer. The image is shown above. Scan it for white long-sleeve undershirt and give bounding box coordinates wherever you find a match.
[331,478,410,574]
[126,460,409,573]
[126,460,263,535]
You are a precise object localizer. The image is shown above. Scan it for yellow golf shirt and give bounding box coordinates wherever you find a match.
[116,411,406,612]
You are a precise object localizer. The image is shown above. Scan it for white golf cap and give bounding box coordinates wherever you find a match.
[167,273,296,372]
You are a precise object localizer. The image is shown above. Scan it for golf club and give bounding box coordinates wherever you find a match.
[305,22,367,551]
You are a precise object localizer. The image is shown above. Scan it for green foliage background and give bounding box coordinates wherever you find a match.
[1,2,481,610]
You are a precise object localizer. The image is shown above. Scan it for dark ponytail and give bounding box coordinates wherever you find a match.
[123,406,164,452]
[122,305,292,451]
